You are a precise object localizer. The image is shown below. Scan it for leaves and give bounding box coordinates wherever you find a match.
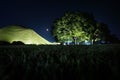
[52,11,100,43]
[52,11,114,44]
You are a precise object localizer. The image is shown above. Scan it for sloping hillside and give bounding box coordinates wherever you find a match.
[0,25,50,45]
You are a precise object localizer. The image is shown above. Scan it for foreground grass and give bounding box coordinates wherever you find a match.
[0,44,120,80]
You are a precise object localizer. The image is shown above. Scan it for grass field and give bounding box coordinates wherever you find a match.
[0,44,120,80]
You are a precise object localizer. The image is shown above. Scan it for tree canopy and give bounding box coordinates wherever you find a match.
[52,11,118,44]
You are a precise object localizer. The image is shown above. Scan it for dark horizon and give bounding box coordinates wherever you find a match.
[0,0,120,42]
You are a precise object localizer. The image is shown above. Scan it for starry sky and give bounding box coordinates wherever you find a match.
[0,0,120,42]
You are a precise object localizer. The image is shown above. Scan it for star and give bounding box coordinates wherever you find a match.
[46,28,49,31]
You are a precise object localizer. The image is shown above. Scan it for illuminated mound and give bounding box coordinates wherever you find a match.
[0,26,50,45]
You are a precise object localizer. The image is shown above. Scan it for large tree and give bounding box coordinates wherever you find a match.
[52,11,103,44]
[53,12,91,42]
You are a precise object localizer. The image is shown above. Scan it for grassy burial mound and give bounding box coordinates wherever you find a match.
[0,26,50,45]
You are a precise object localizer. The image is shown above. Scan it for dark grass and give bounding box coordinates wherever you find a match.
[0,44,120,80]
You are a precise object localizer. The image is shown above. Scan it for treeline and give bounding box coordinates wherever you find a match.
[52,11,120,44]
[0,11,119,44]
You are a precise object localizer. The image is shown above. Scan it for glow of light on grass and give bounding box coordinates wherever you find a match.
[84,40,91,45]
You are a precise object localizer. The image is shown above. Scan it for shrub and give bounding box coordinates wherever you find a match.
[12,41,25,45]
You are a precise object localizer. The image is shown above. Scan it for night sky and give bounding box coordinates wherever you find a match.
[0,0,120,42]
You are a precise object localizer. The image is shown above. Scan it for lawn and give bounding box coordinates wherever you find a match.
[0,44,120,80]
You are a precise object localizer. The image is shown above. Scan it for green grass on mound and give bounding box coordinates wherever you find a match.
[0,26,50,45]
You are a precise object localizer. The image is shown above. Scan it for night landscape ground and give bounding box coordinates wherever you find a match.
[0,0,120,79]
[0,44,120,80]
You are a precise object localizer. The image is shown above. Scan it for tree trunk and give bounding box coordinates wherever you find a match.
[73,37,77,45]
[91,39,95,45]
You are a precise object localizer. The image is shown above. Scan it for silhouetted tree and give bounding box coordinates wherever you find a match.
[96,23,110,43]
[0,41,11,45]
[12,41,25,45]
[109,34,120,43]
